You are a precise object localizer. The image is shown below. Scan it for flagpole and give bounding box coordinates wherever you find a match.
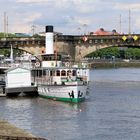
[10,44,13,64]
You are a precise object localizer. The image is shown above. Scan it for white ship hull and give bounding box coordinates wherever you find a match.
[38,84,87,103]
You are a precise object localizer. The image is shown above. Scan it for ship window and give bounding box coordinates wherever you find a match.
[50,70,55,76]
[56,70,60,76]
[61,70,66,76]
[67,70,71,76]
[50,71,53,76]
[72,70,76,76]
[42,54,62,61]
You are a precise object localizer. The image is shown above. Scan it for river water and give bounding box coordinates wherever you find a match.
[1,68,140,140]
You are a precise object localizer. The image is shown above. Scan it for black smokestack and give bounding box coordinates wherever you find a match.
[46,25,53,33]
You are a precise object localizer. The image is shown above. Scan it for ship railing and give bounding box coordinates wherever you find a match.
[0,63,11,68]
[62,61,89,69]
[32,76,53,85]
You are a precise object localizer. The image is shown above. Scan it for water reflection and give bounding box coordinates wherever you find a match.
[91,68,140,82]
[0,96,89,139]
[1,68,140,139]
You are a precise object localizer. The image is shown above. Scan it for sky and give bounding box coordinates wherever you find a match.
[1,0,140,35]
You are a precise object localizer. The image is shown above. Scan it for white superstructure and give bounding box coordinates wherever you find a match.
[33,25,90,103]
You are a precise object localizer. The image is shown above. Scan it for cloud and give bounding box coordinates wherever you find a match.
[115,3,140,11]
[16,0,47,3]
[72,0,97,13]
[9,12,42,33]
[135,18,140,31]
[53,0,100,14]
[16,0,97,13]
[11,22,31,33]
[1,0,140,34]
[23,13,42,23]
[63,15,91,25]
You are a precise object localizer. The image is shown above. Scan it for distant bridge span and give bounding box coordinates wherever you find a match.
[74,34,140,60]
[0,38,45,55]
[0,34,140,60]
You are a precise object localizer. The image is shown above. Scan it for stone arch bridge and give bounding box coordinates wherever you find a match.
[0,34,140,61]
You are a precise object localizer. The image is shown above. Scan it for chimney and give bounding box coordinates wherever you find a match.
[45,25,54,54]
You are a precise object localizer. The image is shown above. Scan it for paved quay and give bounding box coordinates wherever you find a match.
[0,120,47,140]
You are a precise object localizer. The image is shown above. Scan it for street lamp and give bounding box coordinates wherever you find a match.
[83,24,87,35]
[77,27,81,35]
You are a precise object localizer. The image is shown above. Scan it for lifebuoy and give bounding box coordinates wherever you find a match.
[35,62,40,67]
[65,62,69,67]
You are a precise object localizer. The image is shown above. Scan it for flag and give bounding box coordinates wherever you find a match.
[82,36,88,42]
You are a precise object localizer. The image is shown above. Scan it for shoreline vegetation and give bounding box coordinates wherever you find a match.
[86,47,140,69]
[89,60,140,69]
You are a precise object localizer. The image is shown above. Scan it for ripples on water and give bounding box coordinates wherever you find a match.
[1,68,140,140]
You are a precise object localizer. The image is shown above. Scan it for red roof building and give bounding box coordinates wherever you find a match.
[93,28,119,35]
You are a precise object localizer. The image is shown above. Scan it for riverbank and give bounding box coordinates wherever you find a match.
[0,120,46,140]
[90,61,140,69]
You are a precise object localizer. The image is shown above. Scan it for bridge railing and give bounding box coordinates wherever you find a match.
[0,34,139,46]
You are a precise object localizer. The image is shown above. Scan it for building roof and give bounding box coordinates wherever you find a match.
[93,28,119,35]
[5,67,30,73]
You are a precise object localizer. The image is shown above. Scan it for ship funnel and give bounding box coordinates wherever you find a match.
[45,25,54,54]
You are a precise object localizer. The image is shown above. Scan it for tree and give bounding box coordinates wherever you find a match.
[86,47,120,59]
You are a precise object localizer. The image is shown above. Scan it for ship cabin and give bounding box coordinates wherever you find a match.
[35,54,63,68]
[32,54,88,86]
[31,67,85,86]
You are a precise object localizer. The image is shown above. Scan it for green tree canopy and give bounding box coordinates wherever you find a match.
[86,47,140,60]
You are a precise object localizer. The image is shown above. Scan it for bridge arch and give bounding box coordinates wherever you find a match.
[81,45,140,60]
[75,43,140,60]
[0,45,42,62]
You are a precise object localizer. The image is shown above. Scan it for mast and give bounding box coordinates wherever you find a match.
[4,12,6,37]
[119,14,122,34]
[31,25,36,36]
[10,44,13,63]
[6,15,8,36]
[129,9,131,34]
[4,12,8,37]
